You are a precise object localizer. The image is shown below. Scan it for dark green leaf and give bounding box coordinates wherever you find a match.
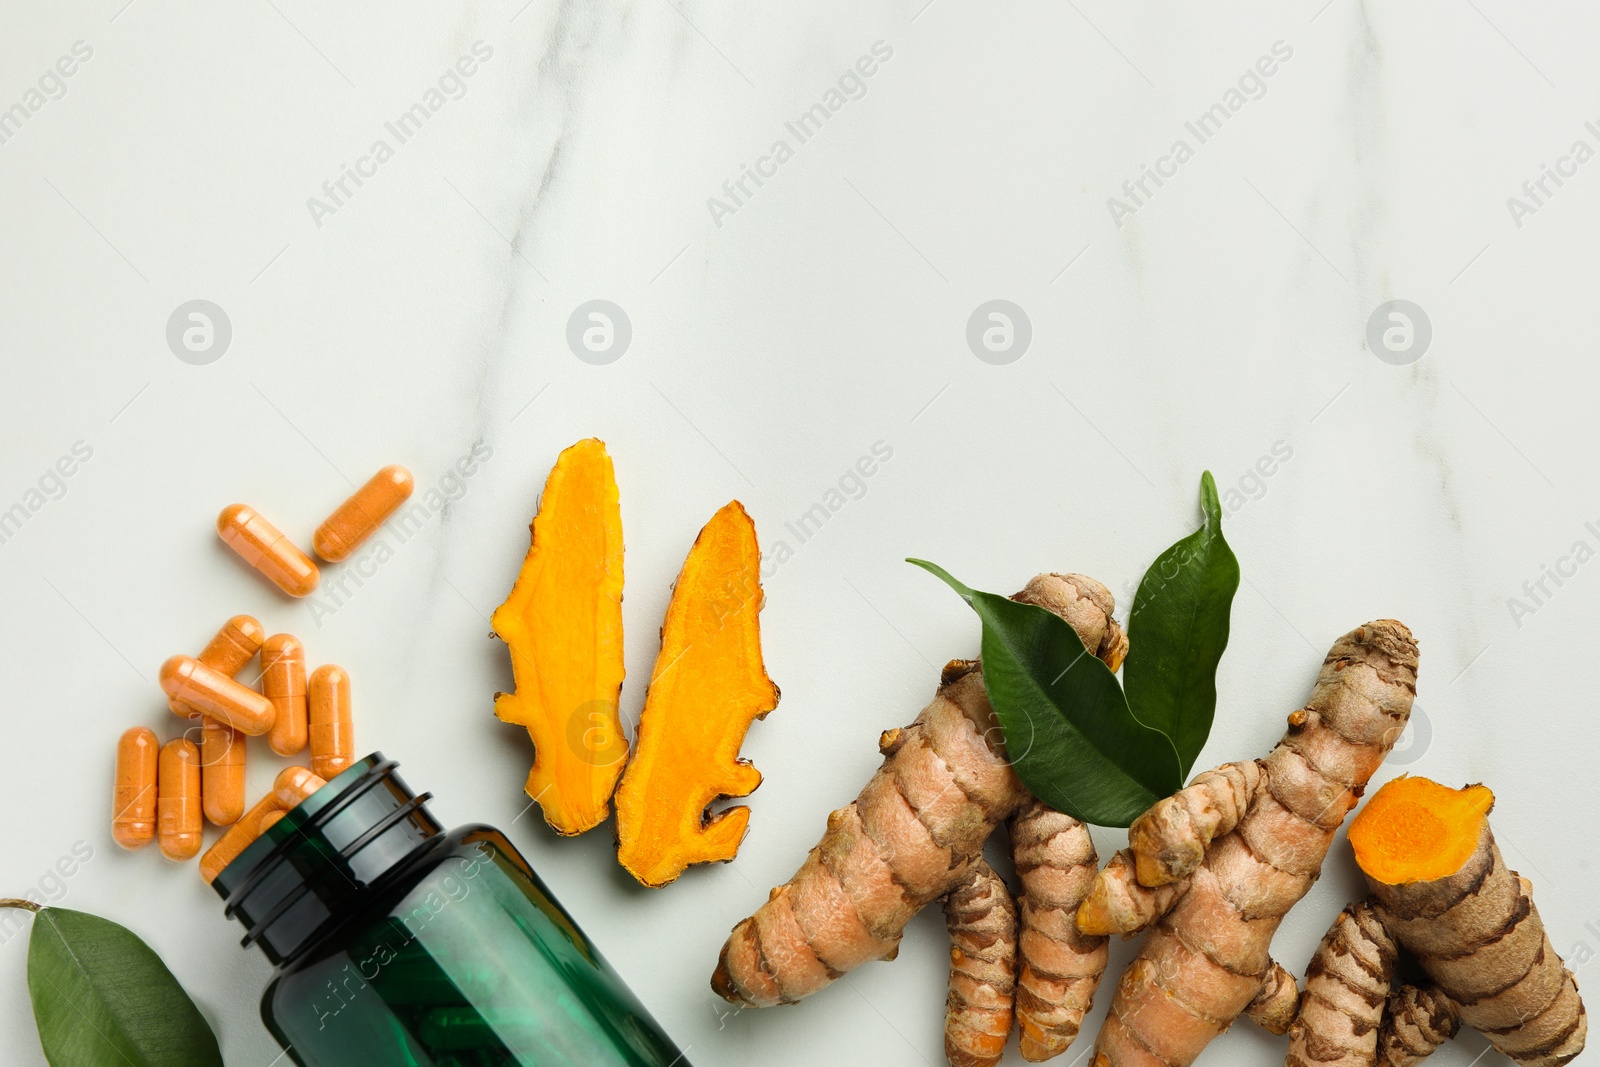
[26,906,223,1067]
[1124,471,1240,777]
[908,560,1184,826]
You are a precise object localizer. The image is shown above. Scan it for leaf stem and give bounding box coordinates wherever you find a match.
[0,898,42,913]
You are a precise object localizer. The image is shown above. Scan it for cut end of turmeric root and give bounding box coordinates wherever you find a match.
[1350,776,1495,886]
[1300,775,1585,1067]
[492,438,627,837]
[614,500,778,888]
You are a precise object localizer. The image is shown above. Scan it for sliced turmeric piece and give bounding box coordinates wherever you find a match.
[615,501,778,887]
[1348,774,1494,885]
[491,438,626,836]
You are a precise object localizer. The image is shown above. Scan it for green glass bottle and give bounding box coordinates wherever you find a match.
[212,754,690,1067]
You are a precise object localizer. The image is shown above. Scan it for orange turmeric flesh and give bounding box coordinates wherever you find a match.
[491,439,627,836]
[1349,776,1495,886]
[614,501,778,887]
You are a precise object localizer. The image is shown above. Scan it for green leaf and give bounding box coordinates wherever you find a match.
[1124,471,1240,777]
[908,560,1184,827]
[23,905,223,1067]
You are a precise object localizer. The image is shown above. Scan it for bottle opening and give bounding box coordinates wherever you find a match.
[212,753,443,964]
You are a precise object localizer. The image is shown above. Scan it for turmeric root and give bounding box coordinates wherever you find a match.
[712,573,1124,1018]
[943,859,1018,1067]
[492,438,626,836]
[1378,985,1459,1066]
[614,501,779,887]
[1290,776,1587,1067]
[1287,901,1398,1066]
[1011,798,1109,1061]
[1077,619,1419,1067]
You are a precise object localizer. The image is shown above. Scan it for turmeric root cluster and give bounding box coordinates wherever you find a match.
[1078,619,1420,1067]
[1290,776,1587,1067]
[713,573,1125,1065]
[715,610,1488,1067]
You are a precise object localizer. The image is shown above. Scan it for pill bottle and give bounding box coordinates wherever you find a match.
[212,754,689,1067]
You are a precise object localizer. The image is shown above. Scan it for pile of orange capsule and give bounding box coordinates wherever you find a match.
[111,464,415,883]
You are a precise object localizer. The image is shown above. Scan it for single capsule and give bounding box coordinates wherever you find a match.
[217,503,320,598]
[200,719,246,826]
[314,465,414,562]
[157,739,202,861]
[262,634,309,756]
[260,809,285,831]
[170,614,265,719]
[200,790,280,883]
[196,614,266,673]
[113,726,159,850]
[199,767,325,883]
[274,765,326,809]
[308,665,354,780]
[160,655,276,736]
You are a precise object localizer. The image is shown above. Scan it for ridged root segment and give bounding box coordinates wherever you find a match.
[1084,619,1420,1067]
[1377,985,1459,1066]
[614,501,779,887]
[1126,760,1260,887]
[1246,961,1300,1036]
[1075,849,1184,938]
[943,859,1018,1067]
[1287,902,1398,1067]
[712,573,1125,1009]
[1360,778,1587,1067]
[1012,573,1128,674]
[490,438,626,836]
[1010,798,1107,1061]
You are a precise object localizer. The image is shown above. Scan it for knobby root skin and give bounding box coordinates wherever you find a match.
[1011,797,1109,1061]
[1012,572,1128,674]
[1127,760,1260,888]
[712,573,1124,1027]
[943,859,1018,1067]
[1080,619,1419,1067]
[1286,902,1398,1067]
[491,438,626,836]
[1292,776,1587,1067]
[1377,985,1459,1066]
[614,501,779,887]
[1247,960,1301,1036]
[1076,849,1184,938]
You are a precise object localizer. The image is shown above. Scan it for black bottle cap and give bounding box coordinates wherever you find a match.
[211,753,443,965]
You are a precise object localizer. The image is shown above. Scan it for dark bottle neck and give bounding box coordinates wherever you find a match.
[211,754,443,966]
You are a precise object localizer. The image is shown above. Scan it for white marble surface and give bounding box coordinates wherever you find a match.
[3,2,1599,1064]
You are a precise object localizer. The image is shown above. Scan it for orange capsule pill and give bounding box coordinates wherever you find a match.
[170,614,265,718]
[157,738,202,861]
[200,790,279,883]
[160,655,276,736]
[262,634,309,756]
[274,765,326,809]
[198,767,325,883]
[200,719,246,826]
[217,503,320,598]
[113,726,159,850]
[314,465,414,563]
[308,665,354,780]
